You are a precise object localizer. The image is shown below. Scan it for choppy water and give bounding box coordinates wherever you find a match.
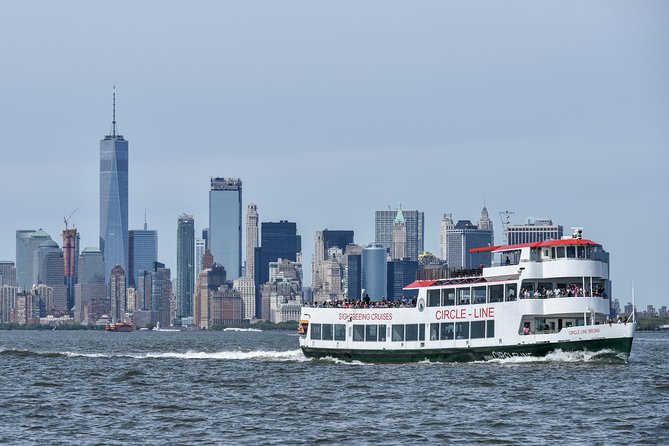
[0,330,666,445]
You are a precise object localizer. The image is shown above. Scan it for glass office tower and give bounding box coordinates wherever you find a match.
[209,178,242,280]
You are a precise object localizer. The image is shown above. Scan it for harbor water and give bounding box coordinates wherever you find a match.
[0,330,667,445]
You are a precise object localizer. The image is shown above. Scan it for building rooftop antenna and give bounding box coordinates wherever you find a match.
[112,85,117,137]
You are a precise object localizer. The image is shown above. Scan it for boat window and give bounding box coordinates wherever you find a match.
[419,324,425,341]
[471,321,485,339]
[455,322,469,340]
[334,324,346,341]
[497,249,520,265]
[530,249,539,261]
[405,324,418,341]
[457,288,471,305]
[442,288,455,306]
[365,324,378,342]
[505,284,517,301]
[556,247,565,258]
[322,324,333,341]
[577,245,586,258]
[440,322,454,340]
[353,325,364,342]
[566,246,576,258]
[378,325,387,342]
[392,324,404,342]
[473,286,486,304]
[489,285,504,303]
[427,289,440,307]
[430,323,439,341]
[311,323,322,340]
[486,320,495,338]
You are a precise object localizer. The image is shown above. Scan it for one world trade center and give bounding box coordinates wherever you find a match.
[100,88,128,283]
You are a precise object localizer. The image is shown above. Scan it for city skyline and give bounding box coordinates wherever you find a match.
[0,2,666,308]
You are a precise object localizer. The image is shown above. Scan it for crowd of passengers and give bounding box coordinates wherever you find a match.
[304,294,418,309]
[520,284,606,299]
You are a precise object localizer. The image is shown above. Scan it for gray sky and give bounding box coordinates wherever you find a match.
[1,1,667,308]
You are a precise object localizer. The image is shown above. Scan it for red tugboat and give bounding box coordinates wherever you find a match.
[105,321,135,332]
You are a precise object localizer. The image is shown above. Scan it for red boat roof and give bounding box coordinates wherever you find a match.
[404,280,439,289]
[403,274,520,290]
[470,239,600,253]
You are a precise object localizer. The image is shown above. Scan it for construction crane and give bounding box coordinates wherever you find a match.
[64,208,78,230]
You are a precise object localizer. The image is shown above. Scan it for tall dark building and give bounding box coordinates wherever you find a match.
[255,221,300,318]
[128,222,158,288]
[387,259,418,301]
[100,88,129,283]
[322,230,354,257]
[176,214,195,321]
[258,221,301,285]
[346,254,362,301]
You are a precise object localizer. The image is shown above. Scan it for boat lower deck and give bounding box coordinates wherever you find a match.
[301,336,633,363]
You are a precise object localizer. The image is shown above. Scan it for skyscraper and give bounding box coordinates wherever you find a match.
[209,177,242,280]
[74,247,106,323]
[176,214,195,321]
[29,229,51,288]
[445,208,495,269]
[322,230,354,255]
[128,222,158,288]
[439,214,454,261]
[15,230,34,291]
[245,204,258,279]
[312,229,354,300]
[151,261,172,327]
[362,244,387,301]
[110,265,126,322]
[100,88,129,283]
[0,261,16,287]
[62,228,79,313]
[387,259,418,301]
[391,208,407,260]
[255,221,301,318]
[258,221,301,286]
[195,238,205,277]
[36,239,68,313]
[375,208,424,261]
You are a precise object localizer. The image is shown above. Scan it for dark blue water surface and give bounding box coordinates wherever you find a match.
[0,330,666,445]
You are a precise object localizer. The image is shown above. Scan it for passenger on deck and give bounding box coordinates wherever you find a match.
[523,326,530,335]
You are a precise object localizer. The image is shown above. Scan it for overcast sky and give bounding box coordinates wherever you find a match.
[1,1,667,308]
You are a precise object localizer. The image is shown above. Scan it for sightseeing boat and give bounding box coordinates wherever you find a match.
[298,230,635,362]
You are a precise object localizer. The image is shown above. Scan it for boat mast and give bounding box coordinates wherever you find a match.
[632,281,636,323]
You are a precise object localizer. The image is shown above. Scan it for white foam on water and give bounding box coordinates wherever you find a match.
[484,348,627,364]
[7,349,309,362]
[315,355,369,366]
[139,349,308,362]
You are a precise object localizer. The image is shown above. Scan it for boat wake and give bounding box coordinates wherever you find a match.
[0,348,308,362]
[484,348,628,364]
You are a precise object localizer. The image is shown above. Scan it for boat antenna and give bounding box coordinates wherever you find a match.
[499,210,514,245]
[631,280,636,323]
